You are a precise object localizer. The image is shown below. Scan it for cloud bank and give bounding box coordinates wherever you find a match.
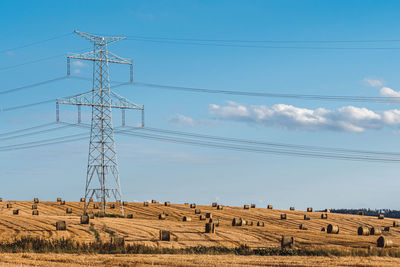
[209,101,400,132]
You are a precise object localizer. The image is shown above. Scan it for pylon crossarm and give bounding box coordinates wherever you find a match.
[105,51,132,64]
[57,90,143,110]
[110,91,143,109]
[74,30,126,45]
[68,50,132,65]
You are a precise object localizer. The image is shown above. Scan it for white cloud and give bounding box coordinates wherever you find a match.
[72,61,85,67]
[364,78,384,87]
[209,101,400,132]
[168,114,196,127]
[379,87,400,98]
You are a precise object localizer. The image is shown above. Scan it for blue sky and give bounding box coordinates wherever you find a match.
[1,0,400,210]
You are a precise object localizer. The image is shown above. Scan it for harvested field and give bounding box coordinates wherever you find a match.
[1,201,400,267]
[0,253,399,266]
[0,201,398,250]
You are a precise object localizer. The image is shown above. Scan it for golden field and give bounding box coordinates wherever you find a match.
[0,200,399,266]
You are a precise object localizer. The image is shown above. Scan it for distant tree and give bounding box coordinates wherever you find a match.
[329,209,400,219]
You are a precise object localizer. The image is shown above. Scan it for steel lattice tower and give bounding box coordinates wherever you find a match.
[56,30,144,215]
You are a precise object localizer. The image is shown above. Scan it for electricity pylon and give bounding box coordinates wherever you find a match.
[56,30,144,215]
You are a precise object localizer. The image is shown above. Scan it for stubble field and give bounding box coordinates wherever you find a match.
[0,200,399,266]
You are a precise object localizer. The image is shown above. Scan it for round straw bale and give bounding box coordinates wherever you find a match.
[246,221,253,226]
[232,217,244,226]
[93,203,99,209]
[56,221,66,230]
[143,202,149,206]
[327,224,339,234]
[32,204,38,210]
[57,197,62,202]
[324,209,331,213]
[66,208,72,214]
[321,213,328,219]
[60,201,65,205]
[321,227,325,232]
[281,214,287,220]
[370,227,382,235]
[212,202,217,207]
[12,209,19,215]
[164,201,170,206]
[384,226,390,232]
[299,224,307,230]
[307,207,313,212]
[199,214,206,220]
[290,206,295,211]
[32,210,39,216]
[251,204,256,208]
[205,222,215,233]
[257,221,264,227]
[194,208,201,214]
[267,205,273,209]
[206,213,212,218]
[80,198,85,202]
[33,198,39,204]
[358,226,370,236]
[159,230,170,241]
[122,201,128,206]
[151,200,157,203]
[304,215,310,220]
[126,214,134,219]
[158,213,166,220]
[281,236,294,249]
[243,204,250,210]
[109,203,115,209]
[190,203,196,208]
[6,203,12,208]
[217,205,223,210]
[377,236,393,248]
[183,216,192,222]
[359,211,365,216]
[378,214,384,219]
[393,221,399,227]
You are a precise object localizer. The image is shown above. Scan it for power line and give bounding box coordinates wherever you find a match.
[0,98,56,112]
[3,122,400,163]
[115,129,400,163]
[0,32,73,54]
[111,79,400,103]
[139,126,400,157]
[2,75,397,114]
[62,122,400,158]
[0,135,87,152]
[0,132,87,151]
[127,35,400,44]
[0,48,88,72]
[0,76,67,95]
[0,122,56,137]
[0,124,72,142]
[126,37,400,50]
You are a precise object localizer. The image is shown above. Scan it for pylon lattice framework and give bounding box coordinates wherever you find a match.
[56,30,144,215]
